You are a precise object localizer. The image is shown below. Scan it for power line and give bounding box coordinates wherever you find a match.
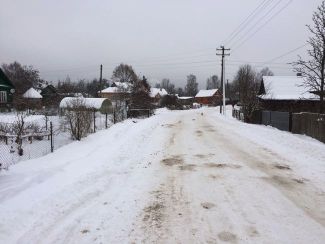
[262,43,308,64]
[229,0,283,48]
[231,0,293,52]
[224,0,275,46]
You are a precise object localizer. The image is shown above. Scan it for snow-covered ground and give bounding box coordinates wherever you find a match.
[0,108,325,243]
[0,113,112,168]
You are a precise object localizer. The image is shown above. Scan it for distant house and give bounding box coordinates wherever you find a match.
[99,82,132,101]
[258,76,319,113]
[149,88,168,105]
[0,68,15,109]
[195,89,222,106]
[40,84,61,107]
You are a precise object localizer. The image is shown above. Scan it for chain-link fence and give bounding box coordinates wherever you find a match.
[0,107,128,170]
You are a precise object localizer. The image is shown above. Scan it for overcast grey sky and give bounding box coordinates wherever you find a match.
[0,0,322,88]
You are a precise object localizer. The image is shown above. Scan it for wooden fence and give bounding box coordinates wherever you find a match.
[292,112,325,143]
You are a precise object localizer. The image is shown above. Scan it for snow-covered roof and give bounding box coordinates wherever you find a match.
[112,82,131,89]
[259,76,318,100]
[195,89,219,98]
[23,88,42,99]
[149,88,168,98]
[60,97,110,110]
[101,82,132,93]
[178,96,193,100]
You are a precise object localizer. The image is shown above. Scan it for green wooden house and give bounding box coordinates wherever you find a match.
[0,68,15,107]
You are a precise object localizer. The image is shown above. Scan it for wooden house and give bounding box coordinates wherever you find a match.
[99,82,132,101]
[149,88,168,105]
[0,68,15,109]
[195,89,222,106]
[258,76,320,113]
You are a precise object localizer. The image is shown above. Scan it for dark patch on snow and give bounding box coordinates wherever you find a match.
[274,164,291,170]
[204,163,241,169]
[178,164,196,171]
[201,202,216,209]
[161,156,183,166]
[81,229,90,234]
[218,231,237,242]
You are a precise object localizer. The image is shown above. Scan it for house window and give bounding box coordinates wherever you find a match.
[0,91,7,103]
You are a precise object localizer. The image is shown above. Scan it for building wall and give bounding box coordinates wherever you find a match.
[100,92,130,101]
[259,99,321,113]
[195,95,222,106]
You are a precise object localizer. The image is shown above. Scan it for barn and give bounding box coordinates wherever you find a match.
[195,89,222,106]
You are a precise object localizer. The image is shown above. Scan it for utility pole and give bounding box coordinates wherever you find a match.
[216,46,230,115]
[99,64,103,97]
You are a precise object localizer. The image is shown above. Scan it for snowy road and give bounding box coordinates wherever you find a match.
[1,108,325,243]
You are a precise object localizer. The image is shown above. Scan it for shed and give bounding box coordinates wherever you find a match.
[59,97,112,113]
[177,96,194,106]
[23,88,42,99]
[258,76,319,112]
[195,89,222,106]
[22,87,42,110]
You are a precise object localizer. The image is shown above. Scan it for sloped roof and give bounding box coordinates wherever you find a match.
[23,88,42,99]
[195,89,219,98]
[0,68,15,89]
[101,82,132,93]
[178,96,193,100]
[60,97,109,109]
[259,76,318,100]
[149,88,168,98]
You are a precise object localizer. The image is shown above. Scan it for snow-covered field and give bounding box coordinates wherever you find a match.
[0,108,325,243]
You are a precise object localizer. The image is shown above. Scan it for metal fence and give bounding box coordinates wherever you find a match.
[232,109,244,121]
[232,108,325,143]
[261,110,291,131]
[0,125,53,169]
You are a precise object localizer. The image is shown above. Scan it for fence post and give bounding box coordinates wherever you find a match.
[50,122,54,153]
[93,110,96,133]
[148,109,150,118]
[113,109,116,124]
[105,113,108,129]
[289,112,293,132]
[45,114,48,131]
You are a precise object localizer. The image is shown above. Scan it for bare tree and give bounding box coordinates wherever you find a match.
[155,78,176,94]
[112,63,138,84]
[256,67,274,81]
[62,98,93,140]
[233,64,260,122]
[176,87,184,96]
[206,75,220,90]
[185,74,198,96]
[293,1,325,113]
